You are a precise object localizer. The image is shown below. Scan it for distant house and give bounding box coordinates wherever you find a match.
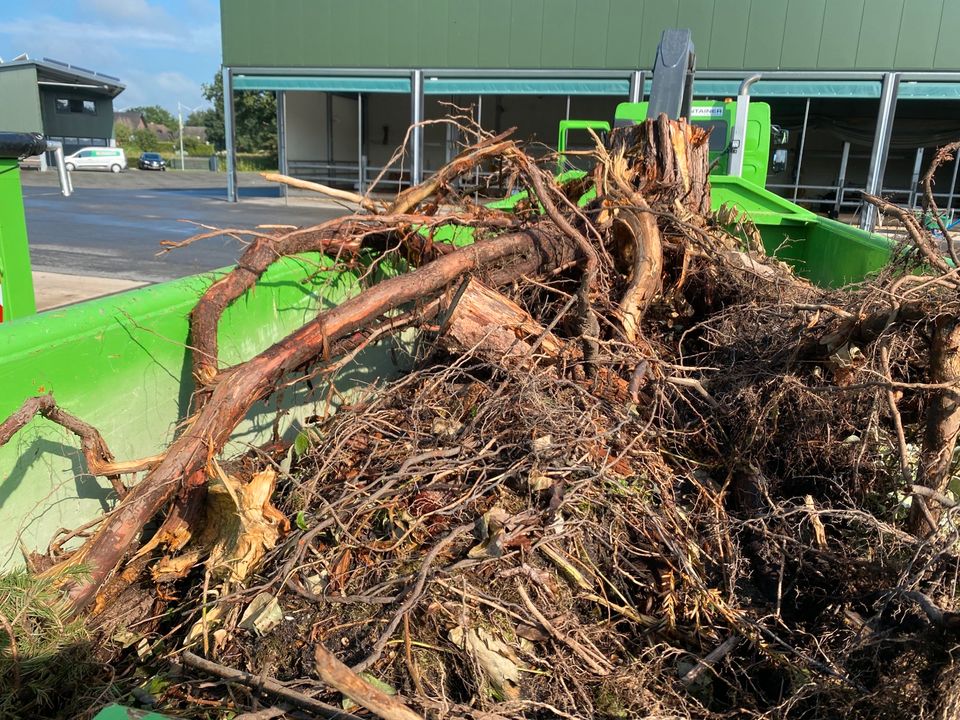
[0,54,124,154]
[182,125,207,143]
[147,122,176,142]
[114,111,147,132]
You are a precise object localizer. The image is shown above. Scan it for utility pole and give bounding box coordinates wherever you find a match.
[177,102,204,171]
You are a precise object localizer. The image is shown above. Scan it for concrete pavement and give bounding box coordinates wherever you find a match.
[16,169,399,310]
[32,271,146,311]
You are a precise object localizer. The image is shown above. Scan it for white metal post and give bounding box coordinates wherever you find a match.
[223,66,238,202]
[410,70,424,185]
[834,141,850,216]
[475,95,482,201]
[325,93,334,167]
[628,70,644,103]
[792,98,811,202]
[357,92,364,193]
[277,90,287,199]
[178,106,184,170]
[729,74,761,178]
[948,151,960,213]
[908,147,925,209]
[565,95,571,120]
[860,72,900,231]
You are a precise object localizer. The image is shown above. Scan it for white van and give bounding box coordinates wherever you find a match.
[64,147,127,173]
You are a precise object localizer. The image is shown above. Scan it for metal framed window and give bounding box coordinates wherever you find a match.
[55,98,97,115]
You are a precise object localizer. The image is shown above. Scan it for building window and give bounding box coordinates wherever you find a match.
[56,98,97,115]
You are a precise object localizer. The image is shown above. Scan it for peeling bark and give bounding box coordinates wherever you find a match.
[910,316,960,536]
[50,224,578,612]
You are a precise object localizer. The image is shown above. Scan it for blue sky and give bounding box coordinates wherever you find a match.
[0,0,220,114]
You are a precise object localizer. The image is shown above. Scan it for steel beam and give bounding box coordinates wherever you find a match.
[792,98,811,202]
[233,66,632,79]
[357,92,364,193]
[729,74,761,177]
[276,90,287,199]
[325,93,334,162]
[410,70,424,185]
[860,72,900,231]
[948,151,960,212]
[228,66,960,85]
[475,95,482,201]
[223,66,238,203]
[834,141,850,216]
[908,147,925,208]
[628,70,644,102]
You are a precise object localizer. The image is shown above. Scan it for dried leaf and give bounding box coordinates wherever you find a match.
[528,468,554,492]
[449,625,523,700]
[238,592,283,635]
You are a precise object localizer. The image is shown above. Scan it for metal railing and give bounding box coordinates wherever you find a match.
[768,182,960,221]
[286,159,510,197]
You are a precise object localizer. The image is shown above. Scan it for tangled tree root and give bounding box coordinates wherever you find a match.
[4,117,960,719]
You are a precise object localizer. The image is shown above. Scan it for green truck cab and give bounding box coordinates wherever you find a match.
[559,100,775,190]
[554,85,893,290]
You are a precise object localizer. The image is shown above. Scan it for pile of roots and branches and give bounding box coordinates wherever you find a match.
[4,121,960,720]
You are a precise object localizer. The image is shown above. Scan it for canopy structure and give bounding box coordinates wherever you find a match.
[223,66,960,233]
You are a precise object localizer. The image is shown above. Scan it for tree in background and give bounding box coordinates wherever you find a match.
[114,123,131,146]
[201,73,277,154]
[185,108,215,128]
[128,105,177,130]
[131,129,159,152]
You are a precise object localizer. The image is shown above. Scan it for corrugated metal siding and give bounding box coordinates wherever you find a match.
[220,0,960,71]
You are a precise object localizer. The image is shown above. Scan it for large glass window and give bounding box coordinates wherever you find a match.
[698,120,729,152]
[55,98,97,115]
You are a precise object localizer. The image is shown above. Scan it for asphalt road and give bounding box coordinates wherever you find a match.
[20,170,347,282]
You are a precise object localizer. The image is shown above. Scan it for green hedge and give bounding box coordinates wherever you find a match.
[235,153,278,172]
[116,146,276,172]
[118,141,215,160]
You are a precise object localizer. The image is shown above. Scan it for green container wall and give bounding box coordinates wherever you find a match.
[94,706,174,720]
[756,217,894,287]
[0,259,404,569]
[0,160,38,320]
[221,0,960,71]
[707,175,893,286]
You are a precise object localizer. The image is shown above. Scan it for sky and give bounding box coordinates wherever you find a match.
[0,0,220,114]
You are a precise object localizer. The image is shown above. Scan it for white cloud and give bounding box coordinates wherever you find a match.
[117,69,208,112]
[85,0,168,25]
[0,15,219,58]
[0,8,219,112]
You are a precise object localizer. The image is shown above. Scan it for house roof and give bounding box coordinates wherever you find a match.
[115,111,147,128]
[148,122,176,140]
[0,55,125,98]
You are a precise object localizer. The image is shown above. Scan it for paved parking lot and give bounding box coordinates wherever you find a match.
[20,169,347,283]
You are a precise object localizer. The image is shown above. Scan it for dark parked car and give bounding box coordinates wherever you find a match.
[138,152,166,171]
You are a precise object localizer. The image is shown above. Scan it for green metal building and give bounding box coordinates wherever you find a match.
[0,57,124,155]
[219,0,960,227]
